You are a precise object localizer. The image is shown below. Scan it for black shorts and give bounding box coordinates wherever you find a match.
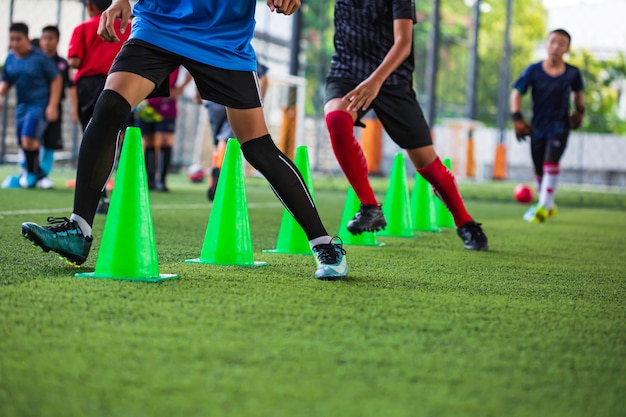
[530,133,569,172]
[42,106,63,150]
[137,118,176,134]
[325,78,432,149]
[76,75,107,130]
[110,39,263,109]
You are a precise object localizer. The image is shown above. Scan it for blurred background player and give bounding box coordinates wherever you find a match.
[38,25,77,189]
[0,22,61,189]
[138,66,192,191]
[205,61,268,201]
[68,0,131,212]
[323,0,488,250]
[511,28,585,223]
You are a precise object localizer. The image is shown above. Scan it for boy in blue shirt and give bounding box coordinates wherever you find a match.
[20,0,348,280]
[511,29,585,223]
[0,22,62,188]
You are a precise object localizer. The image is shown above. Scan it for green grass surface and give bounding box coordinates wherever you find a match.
[1,166,625,417]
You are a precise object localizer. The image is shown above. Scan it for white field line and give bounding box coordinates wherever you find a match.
[0,202,283,217]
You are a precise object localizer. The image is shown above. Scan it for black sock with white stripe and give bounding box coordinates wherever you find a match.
[241,134,327,240]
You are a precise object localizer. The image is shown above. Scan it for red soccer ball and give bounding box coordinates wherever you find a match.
[514,184,534,204]
[187,164,206,183]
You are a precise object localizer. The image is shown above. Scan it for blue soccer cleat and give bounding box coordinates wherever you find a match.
[522,205,536,221]
[21,217,93,265]
[312,238,348,280]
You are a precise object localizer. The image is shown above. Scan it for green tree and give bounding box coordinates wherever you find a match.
[476,0,546,124]
[569,50,626,134]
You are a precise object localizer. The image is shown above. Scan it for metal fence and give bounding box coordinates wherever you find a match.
[2,0,625,189]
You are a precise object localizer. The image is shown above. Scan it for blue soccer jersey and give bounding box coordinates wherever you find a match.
[2,48,59,107]
[130,0,257,72]
[513,62,584,136]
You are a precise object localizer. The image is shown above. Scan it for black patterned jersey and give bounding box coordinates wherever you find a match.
[328,0,417,87]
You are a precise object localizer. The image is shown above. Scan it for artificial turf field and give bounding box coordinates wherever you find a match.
[0,165,624,417]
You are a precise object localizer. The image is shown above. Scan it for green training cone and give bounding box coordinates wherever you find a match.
[337,186,384,246]
[435,157,456,228]
[378,153,414,238]
[76,127,177,282]
[263,145,314,255]
[186,139,266,266]
[411,172,440,232]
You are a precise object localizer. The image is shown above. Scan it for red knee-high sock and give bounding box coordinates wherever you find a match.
[417,157,473,227]
[325,110,377,205]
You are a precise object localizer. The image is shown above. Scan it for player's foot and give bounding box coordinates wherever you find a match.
[547,204,558,218]
[156,179,169,192]
[456,221,489,250]
[19,172,38,189]
[312,238,348,280]
[37,176,54,189]
[96,196,110,215]
[207,167,220,201]
[346,203,387,235]
[21,217,93,265]
[2,175,22,189]
[529,206,548,223]
[522,205,536,221]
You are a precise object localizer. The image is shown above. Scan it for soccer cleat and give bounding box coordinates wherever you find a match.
[529,206,548,223]
[312,238,348,280]
[547,204,558,218]
[19,172,38,189]
[2,175,22,189]
[207,167,220,201]
[346,203,387,235]
[522,205,536,221]
[37,176,54,189]
[21,216,93,265]
[456,221,489,250]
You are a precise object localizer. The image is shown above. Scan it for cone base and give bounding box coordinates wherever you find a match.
[74,272,178,282]
[184,258,268,267]
[262,249,311,255]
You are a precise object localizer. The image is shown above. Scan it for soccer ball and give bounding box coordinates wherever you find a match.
[514,184,534,204]
[187,164,205,183]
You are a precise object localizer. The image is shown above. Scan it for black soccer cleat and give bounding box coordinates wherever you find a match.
[21,217,93,265]
[346,203,387,235]
[456,221,489,251]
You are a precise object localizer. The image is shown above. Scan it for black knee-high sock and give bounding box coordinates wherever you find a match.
[145,146,156,182]
[24,149,40,174]
[73,90,131,226]
[160,146,171,182]
[241,135,327,240]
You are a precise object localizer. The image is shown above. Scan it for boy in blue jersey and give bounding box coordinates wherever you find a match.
[20,0,348,280]
[0,23,62,188]
[510,29,585,223]
[39,25,77,189]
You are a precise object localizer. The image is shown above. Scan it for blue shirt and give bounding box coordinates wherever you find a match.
[2,48,59,107]
[513,62,584,136]
[130,0,257,71]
